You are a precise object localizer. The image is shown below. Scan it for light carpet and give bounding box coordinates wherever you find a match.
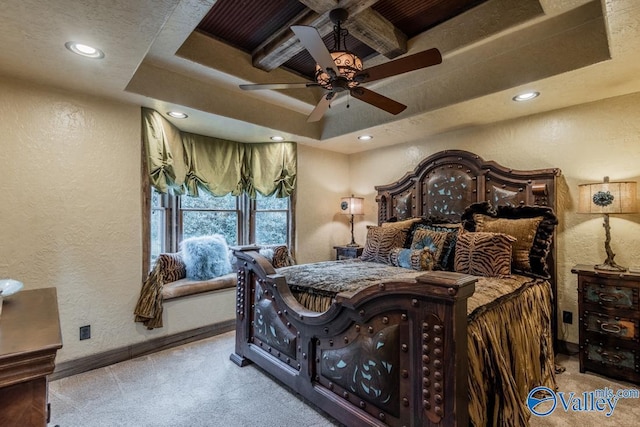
[49,332,639,426]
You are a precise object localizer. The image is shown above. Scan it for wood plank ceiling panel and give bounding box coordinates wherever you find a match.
[197,0,306,52]
[196,0,489,79]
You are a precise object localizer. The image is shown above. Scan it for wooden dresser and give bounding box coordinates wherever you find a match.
[572,265,640,384]
[0,288,63,427]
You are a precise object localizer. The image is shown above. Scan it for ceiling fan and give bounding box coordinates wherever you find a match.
[239,8,442,122]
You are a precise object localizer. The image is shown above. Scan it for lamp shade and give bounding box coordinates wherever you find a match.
[340,195,364,215]
[578,180,638,214]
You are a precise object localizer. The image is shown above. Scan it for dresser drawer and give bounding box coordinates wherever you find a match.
[583,340,639,375]
[582,278,639,311]
[583,311,639,341]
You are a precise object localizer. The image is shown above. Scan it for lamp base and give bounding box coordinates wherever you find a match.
[344,242,360,247]
[594,261,626,272]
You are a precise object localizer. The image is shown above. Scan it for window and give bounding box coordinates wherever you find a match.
[253,193,290,245]
[149,187,292,268]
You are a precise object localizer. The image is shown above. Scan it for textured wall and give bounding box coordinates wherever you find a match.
[349,92,640,344]
[295,145,350,264]
[0,77,234,363]
[3,74,639,362]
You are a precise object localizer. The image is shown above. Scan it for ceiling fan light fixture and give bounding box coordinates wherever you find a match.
[512,91,540,102]
[240,8,442,123]
[315,51,363,90]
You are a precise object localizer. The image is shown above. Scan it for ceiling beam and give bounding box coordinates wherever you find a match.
[345,7,407,59]
[251,8,325,72]
[301,0,407,58]
[251,0,407,72]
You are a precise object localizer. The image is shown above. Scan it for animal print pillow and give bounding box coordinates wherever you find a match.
[461,202,558,278]
[473,214,542,275]
[361,225,407,264]
[258,244,296,268]
[454,231,515,277]
[155,253,187,282]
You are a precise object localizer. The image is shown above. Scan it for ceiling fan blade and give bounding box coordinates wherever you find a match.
[307,93,337,122]
[291,25,340,77]
[350,87,407,115]
[354,48,442,84]
[239,82,319,90]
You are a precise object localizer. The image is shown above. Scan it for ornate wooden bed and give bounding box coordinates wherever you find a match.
[230,150,560,426]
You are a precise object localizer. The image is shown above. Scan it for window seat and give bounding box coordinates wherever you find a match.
[134,244,294,329]
[162,273,237,300]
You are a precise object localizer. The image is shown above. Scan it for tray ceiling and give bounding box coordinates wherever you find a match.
[1,0,638,154]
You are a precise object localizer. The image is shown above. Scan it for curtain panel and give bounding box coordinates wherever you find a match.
[142,108,296,198]
[142,108,187,194]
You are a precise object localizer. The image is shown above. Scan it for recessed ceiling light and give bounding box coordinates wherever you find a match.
[270,136,284,141]
[512,91,540,102]
[167,111,188,119]
[358,135,373,141]
[65,41,104,59]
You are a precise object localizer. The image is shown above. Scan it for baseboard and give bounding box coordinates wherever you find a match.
[51,319,235,380]
[557,339,579,356]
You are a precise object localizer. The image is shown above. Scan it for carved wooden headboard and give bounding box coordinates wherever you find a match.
[376,149,562,349]
[376,150,560,223]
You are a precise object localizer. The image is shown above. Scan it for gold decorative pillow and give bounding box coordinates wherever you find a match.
[473,214,543,274]
[381,217,423,232]
[454,231,515,277]
[361,226,407,264]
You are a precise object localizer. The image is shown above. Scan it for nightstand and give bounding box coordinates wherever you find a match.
[334,245,363,260]
[572,265,640,384]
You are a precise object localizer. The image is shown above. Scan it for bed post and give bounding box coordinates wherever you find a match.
[229,245,275,367]
[413,272,475,426]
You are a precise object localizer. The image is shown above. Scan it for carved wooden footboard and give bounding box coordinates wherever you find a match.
[230,246,477,427]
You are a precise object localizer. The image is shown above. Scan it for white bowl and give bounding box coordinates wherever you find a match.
[0,279,24,298]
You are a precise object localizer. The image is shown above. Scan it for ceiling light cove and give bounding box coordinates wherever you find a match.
[513,91,540,102]
[65,42,104,59]
[167,111,188,119]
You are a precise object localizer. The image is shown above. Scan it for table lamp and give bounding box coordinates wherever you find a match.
[578,176,638,271]
[340,194,364,247]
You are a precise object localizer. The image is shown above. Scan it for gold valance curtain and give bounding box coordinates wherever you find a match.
[142,108,296,198]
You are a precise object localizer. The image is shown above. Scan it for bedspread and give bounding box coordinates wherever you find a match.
[278,259,542,320]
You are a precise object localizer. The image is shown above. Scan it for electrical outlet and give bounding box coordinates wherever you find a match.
[562,311,573,324]
[79,325,91,340]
